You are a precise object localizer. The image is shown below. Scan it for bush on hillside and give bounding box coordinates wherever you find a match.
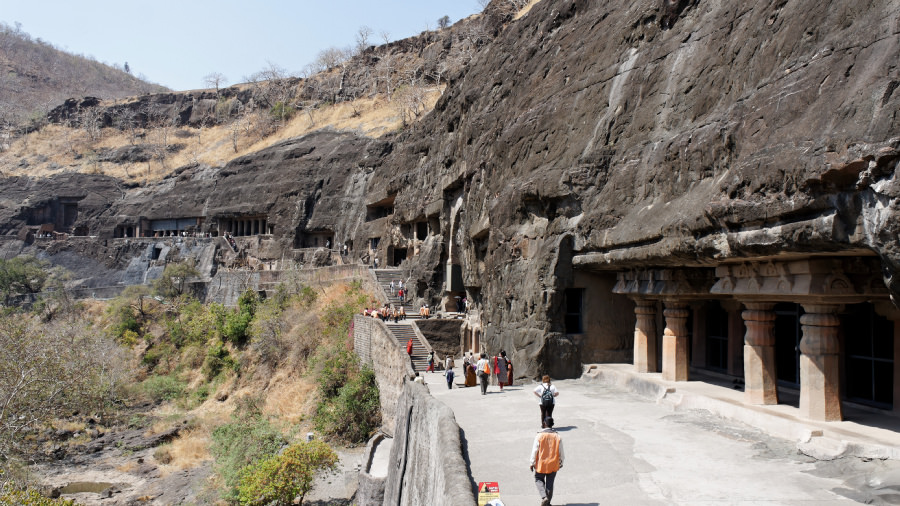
[210,396,288,502]
[314,365,380,444]
[0,484,75,506]
[224,290,258,345]
[236,439,338,506]
[139,374,186,403]
[203,339,237,380]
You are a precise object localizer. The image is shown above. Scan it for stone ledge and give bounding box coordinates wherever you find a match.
[581,363,900,460]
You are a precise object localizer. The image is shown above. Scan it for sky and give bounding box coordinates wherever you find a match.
[2,0,483,92]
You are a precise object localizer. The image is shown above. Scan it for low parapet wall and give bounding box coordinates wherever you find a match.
[382,381,475,506]
[353,315,414,436]
[205,264,376,306]
[352,315,476,506]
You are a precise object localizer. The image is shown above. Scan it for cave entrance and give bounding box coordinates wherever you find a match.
[390,247,407,267]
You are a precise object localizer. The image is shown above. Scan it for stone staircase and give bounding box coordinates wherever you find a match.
[387,323,430,371]
[373,268,420,319]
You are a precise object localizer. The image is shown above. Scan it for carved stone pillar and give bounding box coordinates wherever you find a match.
[662,302,690,381]
[799,304,843,421]
[742,303,778,405]
[633,299,658,373]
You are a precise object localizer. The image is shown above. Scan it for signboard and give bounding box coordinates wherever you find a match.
[477,482,500,505]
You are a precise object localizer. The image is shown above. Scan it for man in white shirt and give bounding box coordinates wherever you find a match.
[530,416,564,506]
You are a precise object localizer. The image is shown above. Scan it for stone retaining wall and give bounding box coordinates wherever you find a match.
[353,315,414,437]
[204,264,376,306]
[352,314,476,506]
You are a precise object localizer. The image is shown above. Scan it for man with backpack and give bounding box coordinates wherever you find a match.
[533,375,559,423]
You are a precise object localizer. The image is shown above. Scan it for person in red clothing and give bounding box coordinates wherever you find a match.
[493,350,510,390]
[406,338,413,356]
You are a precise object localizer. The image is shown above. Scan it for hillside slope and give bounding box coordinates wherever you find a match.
[0,22,168,132]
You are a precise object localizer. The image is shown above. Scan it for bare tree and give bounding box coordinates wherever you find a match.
[354,25,373,55]
[438,15,452,29]
[203,72,228,94]
[315,47,350,72]
[380,30,391,45]
[229,101,246,153]
[394,64,428,126]
[80,106,103,142]
[376,53,398,102]
[112,108,138,145]
[248,62,297,129]
[0,311,129,462]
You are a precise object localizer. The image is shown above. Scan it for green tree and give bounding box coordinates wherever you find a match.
[223,290,258,344]
[236,440,338,506]
[153,261,199,298]
[0,256,49,305]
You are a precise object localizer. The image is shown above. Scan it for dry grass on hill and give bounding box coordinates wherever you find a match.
[515,0,545,19]
[0,89,443,183]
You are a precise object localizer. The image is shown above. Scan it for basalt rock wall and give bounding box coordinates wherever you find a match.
[372,0,900,378]
[2,0,899,382]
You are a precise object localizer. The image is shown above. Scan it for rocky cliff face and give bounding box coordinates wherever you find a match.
[374,0,900,377]
[2,0,898,380]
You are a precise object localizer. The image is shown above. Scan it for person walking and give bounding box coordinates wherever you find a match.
[530,416,564,506]
[506,355,514,387]
[406,338,414,358]
[493,350,509,390]
[464,353,477,387]
[426,350,435,373]
[533,375,559,423]
[444,356,455,389]
[475,353,491,395]
[390,279,395,295]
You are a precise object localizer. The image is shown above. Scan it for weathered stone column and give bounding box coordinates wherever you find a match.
[799,304,843,421]
[741,303,778,405]
[633,299,658,373]
[662,302,690,381]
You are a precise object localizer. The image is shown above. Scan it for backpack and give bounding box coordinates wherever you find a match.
[540,385,554,408]
[482,361,490,374]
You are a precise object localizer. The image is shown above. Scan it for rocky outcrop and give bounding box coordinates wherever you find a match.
[370,0,900,377]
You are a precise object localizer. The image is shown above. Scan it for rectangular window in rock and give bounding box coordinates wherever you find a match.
[565,288,584,334]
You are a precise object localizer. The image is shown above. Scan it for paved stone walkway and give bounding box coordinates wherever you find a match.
[427,367,877,506]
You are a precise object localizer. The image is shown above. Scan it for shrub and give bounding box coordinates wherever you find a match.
[0,484,75,506]
[269,102,295,122]
[140,374,186,403]
[236,440,338,506]
[224,290,258,345]
[314,366,380,444]
[202,340,236,380]
[249,298,287,367]
[298,285,317,307]
[315,349,356,399]
[141,340,177,373]
[167,300,226,347]
[210,398,288,502]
